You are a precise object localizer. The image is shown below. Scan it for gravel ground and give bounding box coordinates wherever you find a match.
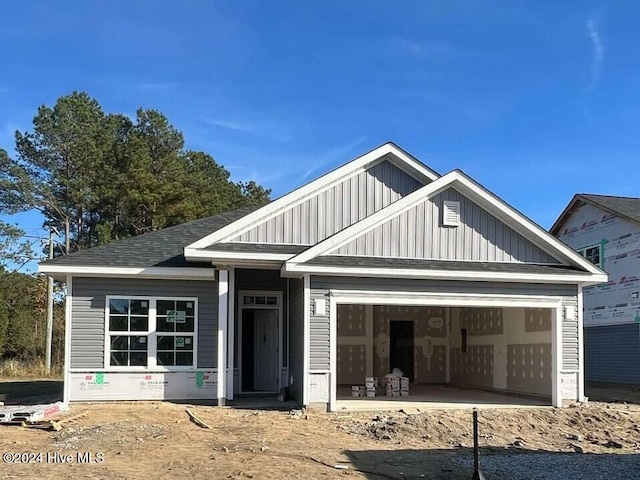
[450,452,640,480]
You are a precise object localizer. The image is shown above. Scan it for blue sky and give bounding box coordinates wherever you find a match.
[1,1,638,259]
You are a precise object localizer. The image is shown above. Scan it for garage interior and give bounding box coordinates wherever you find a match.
[336,304,553,408]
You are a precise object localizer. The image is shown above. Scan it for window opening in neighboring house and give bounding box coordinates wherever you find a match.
[576,244,601,267]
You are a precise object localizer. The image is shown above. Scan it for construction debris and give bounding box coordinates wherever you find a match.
[0,401,68,423]
[57,410,88,426]
[186,409,211,429]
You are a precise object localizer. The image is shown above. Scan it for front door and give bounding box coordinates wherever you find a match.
[253,310,279,391]
[240,308,279,392]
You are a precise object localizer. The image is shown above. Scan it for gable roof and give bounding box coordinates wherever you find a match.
[551,194,640,235]
[39,205,262,275]
[283,170,607,282]
[185,142,439,252]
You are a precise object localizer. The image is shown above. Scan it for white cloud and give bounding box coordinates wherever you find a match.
[204,118,255,133]
[392,37,451,58]
[136,82,177,91]
[585,17,605,91]
[302,137,367,179]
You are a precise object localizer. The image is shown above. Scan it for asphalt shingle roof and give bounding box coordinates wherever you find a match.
[204,243,308,255]
[42,205,263,268]
[579,194,640,225]
[305,256,586,274]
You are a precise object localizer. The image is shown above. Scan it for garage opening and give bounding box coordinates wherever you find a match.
[336,305,553,409]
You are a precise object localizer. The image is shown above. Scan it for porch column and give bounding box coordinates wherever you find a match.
[226,268,235,401]
[577,286,585,402]
[63,275,73,404]
[217,269,229,405]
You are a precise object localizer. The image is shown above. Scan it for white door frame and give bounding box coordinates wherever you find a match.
[237,290,283,394]
[328,290,564,411]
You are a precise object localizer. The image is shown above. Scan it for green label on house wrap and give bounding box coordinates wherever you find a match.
[195,371,204,388]
[95,372,105,384]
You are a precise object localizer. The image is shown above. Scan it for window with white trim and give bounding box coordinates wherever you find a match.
[108,298,150,367]
[105,296,197,369]
[156,299,196,366]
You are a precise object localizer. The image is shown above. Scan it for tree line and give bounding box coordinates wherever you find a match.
[1,91,270,254]
[0,91,271,365]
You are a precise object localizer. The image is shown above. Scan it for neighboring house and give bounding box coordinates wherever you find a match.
[40,143,606,410]
[551,194,640,385]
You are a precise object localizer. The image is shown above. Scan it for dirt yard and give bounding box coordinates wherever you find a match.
[2,382,640,479]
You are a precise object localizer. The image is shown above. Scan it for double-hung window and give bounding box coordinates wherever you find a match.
[105,296,197,369]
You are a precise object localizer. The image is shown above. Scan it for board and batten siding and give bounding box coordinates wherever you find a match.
[309,276,579,383]
[70,277,218,370]
[229,158,424,245]
[334,188,560,263]
[288,278,305,402]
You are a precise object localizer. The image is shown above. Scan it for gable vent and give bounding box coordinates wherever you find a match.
[443,200,461,227]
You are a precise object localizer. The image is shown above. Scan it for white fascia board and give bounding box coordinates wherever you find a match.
[186,143,439,250]
[282,262,608,285]
[330,289,564,308]
[184,247,293,263]
[288,172,456,264]
[38,264,215,280]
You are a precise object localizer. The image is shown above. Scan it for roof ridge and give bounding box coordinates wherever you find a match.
[580,193,640,201]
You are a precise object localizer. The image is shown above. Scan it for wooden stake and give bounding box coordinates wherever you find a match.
[186,409,211,429]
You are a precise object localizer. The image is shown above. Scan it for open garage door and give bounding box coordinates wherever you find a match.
[336,304,554,410]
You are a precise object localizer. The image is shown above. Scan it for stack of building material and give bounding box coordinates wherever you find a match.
[0,406,24,422]
[401,377,410,396]
[384,377,401,397]
[365,376,378,397]
[0,401,68,423]
[351,386,365,397]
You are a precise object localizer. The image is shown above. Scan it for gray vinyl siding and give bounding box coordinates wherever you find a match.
[562,297,579,371]
[310,289,330,371]
[310,276,579,375]
[288,278,305,402]
[335,188,560,263]
[585,324,640,384]
[71,277,217,369]
[230,158,424,244]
